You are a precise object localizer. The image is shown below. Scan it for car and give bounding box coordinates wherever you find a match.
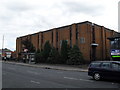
[88,61,120,81]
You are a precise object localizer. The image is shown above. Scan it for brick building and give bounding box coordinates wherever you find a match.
[16,21,119,62]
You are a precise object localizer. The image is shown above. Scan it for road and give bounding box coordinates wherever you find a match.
[2,62,120,88]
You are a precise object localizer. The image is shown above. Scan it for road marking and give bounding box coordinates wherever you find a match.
[30,80,40,84]
[112,83,114,84]
[57,72,63,74]
[9,67,15,70]
[27,70,39,75]
[64,77,93,82]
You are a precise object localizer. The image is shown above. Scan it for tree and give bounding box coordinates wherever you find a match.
[22,38,36,53]
[60,40,70,64]
[47,47,60,64]
[67,45,84,65]
[42,41,52,62]
[35,49,40,63]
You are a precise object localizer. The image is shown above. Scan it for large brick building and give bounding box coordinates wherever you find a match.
[16,21,119,62]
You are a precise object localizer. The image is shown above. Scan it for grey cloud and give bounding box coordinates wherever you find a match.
[0,2,31,25]
[6,1,32,12]
[60,1,104,16]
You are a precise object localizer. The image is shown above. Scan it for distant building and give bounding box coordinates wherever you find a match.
[1,48,13,59]
[11,51,16,59]
[16,21,119,62]
[0,49,2,57]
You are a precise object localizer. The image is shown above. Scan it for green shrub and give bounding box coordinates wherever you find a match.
[67,45,84,65]
[47,47,60,64]
[60,40,70,64]
[42,41,52,62]
[22,38,35,53]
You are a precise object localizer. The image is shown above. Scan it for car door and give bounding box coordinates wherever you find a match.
[111,62,120,80]
[100,62,112,79]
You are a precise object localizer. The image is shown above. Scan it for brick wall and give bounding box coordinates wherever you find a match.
[16,21,118,61]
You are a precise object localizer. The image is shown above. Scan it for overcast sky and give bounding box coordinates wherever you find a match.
[0,0,119,51]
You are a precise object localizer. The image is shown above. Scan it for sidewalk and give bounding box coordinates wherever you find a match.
[3,60,88,72]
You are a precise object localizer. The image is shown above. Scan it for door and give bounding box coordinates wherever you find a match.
[100,62,112,79]
[111,62,120,80]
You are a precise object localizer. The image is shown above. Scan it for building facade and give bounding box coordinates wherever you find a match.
[0,48,13,59]
[16,21,118,62]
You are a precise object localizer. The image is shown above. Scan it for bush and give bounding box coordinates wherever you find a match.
[60,40,70,64]
[47,47,60,64]
[35,49,45,63]
[42,41,52,62]
[35,49,40,63]
[67,45,84,65]
[22,38,36,53]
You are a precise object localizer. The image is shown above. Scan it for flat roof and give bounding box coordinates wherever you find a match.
[17,21,118,39]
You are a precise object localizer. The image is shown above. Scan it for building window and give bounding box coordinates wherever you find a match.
[56,31,58,42]
[92,26,95,43]
[60,40,62,46]
[41,33,43,48]
[70,26,72,48]
[52,31,53,44]
[80,37,85,44]
[38,34,39,47]
[76,24,78,40]
[60,40,68,47]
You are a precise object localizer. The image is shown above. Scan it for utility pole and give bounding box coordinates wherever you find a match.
[2,35,4,59]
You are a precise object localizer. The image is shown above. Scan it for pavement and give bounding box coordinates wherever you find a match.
[2,60,88,72]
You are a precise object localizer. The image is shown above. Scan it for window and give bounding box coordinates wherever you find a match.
[76,27,78,40]
[56,32,58,42]
[60,40,68,46]
[101,62,111,69]
[111,38,120,49]
[70,26,72,48]
[90,62,101,68]
[80,37,85,44]
[41,33,43,43]
[112,63,120,70]
[60,40,62,46]
[52,31,53,43]
[92,26,95,43]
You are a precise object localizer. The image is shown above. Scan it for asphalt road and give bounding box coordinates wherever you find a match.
[2,62,120,88]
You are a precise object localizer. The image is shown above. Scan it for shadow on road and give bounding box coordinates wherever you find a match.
[88,78,120,84]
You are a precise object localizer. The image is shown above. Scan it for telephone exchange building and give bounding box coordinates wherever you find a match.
[16,21,119,62]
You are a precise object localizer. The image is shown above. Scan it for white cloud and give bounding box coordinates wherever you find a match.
[0,0,119,51]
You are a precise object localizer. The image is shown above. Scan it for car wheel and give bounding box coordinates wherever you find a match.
[93,73,101,81]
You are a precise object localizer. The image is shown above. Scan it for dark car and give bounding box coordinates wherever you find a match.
[88,61,120,81]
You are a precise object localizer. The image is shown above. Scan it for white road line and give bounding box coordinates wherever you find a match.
[30,80,40,84]
[57,72,63,74]
[8,67,15,70]
[64,77,93,82]
[27,70,39,75]
[64,77,78,80]
[112,83,114,84]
